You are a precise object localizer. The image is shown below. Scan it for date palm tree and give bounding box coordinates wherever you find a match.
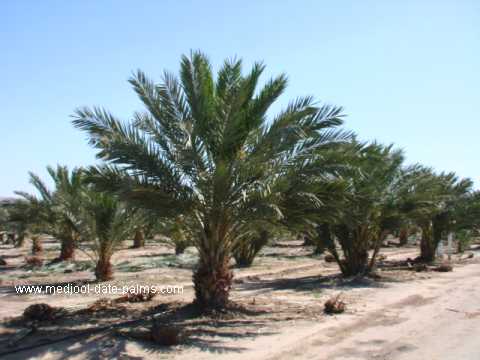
[232,227,270,267]
[398,167,473,262]
[453,190,480,241]
[73,51,350,309]
[15,165,85,261]
[76,190,138,281]
[2,199,35,247]
[427,174,473,260]
[320,142,405,276]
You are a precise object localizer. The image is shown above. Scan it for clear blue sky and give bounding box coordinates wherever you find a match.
[1,0,478,196]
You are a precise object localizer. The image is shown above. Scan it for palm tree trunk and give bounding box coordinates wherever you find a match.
[6,233,16,245]
[399,227,408,246]
[193,255,233,309]
[420,223,435,262]
[314,224,331,255]
[343,248,369,276]
[457,240,464,253]
[337,225,370,276]
[59,234,76,260]
[193,223,233,309]
[175,242,187,255]
[95,255,113,281]
[32,235,43,255]
[132,228,145,248]
[15,232,26,248]
[302,232,314,246]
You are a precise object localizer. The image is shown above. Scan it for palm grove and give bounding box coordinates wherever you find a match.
[2,52,479,310]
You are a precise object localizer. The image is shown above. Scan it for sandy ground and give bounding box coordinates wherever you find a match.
[0,238,479,359]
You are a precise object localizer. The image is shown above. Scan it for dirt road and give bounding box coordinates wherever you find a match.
[216,260,480,360]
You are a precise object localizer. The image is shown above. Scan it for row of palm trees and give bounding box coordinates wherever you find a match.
[4,166,139,280]
[3,51,480,310]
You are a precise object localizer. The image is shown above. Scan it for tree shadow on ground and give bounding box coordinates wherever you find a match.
[263,253,320,260]
[0,301,276,359]
[0,265,18,273]
[136,252,175,259]
[270,241,304,248]
[234,273,388,296]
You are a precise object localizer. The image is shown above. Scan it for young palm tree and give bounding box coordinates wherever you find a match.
[232,227,270,267]
[168,216,193,255]
[323,143,405,276]
[398,167,473,262]
[2,200,29,247]
[453,191,480,249]
[73,51,350,309]
[11,187,53,252]
[78,190,137,281]
[130,209,164,249]
[0,207,8,233]
[16,166,85,261]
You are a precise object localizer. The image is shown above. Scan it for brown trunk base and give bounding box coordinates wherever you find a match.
[193,260,233,310]
[420,238,436,262]
[95,258,113,281]
[132,229,145,248]
[175,243,187,255]
[341,250,369,276]
[32,236,43,255]
[59,237,75,261]
[399,228,408,246]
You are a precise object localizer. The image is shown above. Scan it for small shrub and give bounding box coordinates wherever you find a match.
[31,236,43,254]
[324,295,346,314]
[151,322,183,346]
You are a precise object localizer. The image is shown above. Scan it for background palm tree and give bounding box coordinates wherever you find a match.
[398,166,473,262]
[1,200,28,247]
[320,142,405,276]
[15,165,85,261]
[452,191,480,252]
[76,190,138,281]
[232,226,270,267]
[73,51,350,309]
